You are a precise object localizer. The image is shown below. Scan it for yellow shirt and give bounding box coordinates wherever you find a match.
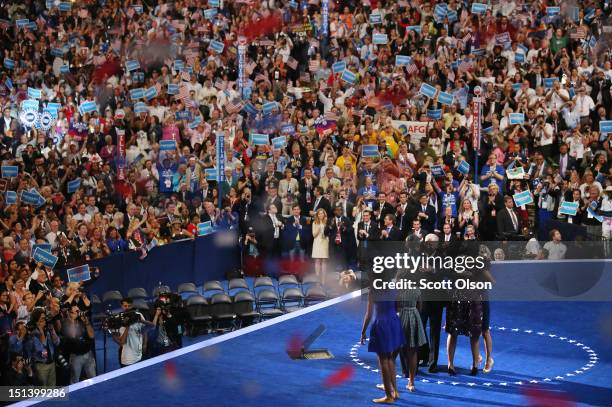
[335,155,357,174]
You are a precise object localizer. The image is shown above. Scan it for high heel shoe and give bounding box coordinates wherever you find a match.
[483,357,494,373]
[470,366,478,376]
[448,367,457,376]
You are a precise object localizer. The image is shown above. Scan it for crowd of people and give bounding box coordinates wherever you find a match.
[0,0,609,390]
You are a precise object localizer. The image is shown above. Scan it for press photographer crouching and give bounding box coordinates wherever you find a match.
[61,305,96,383]
[108,298,147,367]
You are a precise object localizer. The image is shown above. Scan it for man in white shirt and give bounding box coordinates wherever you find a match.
[546,80,569,111]
[541,229,567,260]
[573,87,595,122]
[113,298,147,367]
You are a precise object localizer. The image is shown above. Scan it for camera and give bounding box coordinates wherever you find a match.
[104,310,142,330]
[56,354,69,368]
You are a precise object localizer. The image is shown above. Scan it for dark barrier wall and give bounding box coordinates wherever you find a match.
[72,235,240,298]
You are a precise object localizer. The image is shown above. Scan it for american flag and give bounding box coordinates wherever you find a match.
[425,56,436,68]
[309,60,320,72]
[177,85,191,103]
[570,27,586,40]
[180,70,191,81]
[286,56,298,70]
[214,78,225,90]
[245,61,256,75]
[226,98,244,114]
[406,62,419,76]
[324,111,339,121]
[462,32,472,45]
[458,60,473,73]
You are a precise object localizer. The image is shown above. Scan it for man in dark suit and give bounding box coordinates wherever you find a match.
[256,203,284,258]
[415,193,437,232]
[380,214,402,241]
[282,204,311,261]
[554,143,577,179]
[264,183,282,216]
[497,195,521,239]
[406,219,428,243]
[236,188,259,235]
[298,168,318,215]
[309,186,332,218]
[437,222,459,257]
[396,191,416,239]
[259,161,282,194]
[356,210,379,269]
[373,192,395,228]
[325,205,354,271]
[336,189,355,221]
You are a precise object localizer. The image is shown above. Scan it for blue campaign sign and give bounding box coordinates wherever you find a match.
[332,61,346,73]
[33,243,52,253]
[484,126,493,134]
[145,86,158,100]
[272,136,287,149]
[242,102,258,116]
[281,124,296,135]
[341,70,357,84]
[1,165,18,178]
[160,140,177,151]
[511,83,521,92]
[438,91,454,106]
[513,190,533,207]
[543,78,555,89]
[174,60,185,71]
[559,201,579,216]
[79,100,97,114]
[373,33,388,45]
[369,13,382,24]
[361,144,380,157]
[203,8,218,20]
[67,178,81,193]
[168,84,179,95]
[395,55,412,66]
[427,109,442,120]
[431,165,446,178]
[27,87,42,99]
[262,101,278,115]
[515,53,525,63]
[419,83,437,98]
[126,60,140,72]
[130,88,145,100]
[33,247,58,268]
[406,25,421,33]
[471,3,487,13]
[197,221,214,236]
[175,110,193,121]
[21,99,39,111]
[457,160,470,175]
[547,7,560,16]
[134,102,148,114]
[188,116,202,129]
[447,10,457,22]
[15,19,29,28]
[5,191,16,204]
[205,168,218,181]
[58,2,71,11]
[67,264,91,283]
[250,133,269,146]
[21,190,44,207]
[3,58,15,70]
[209,40,225,54]
[509,113,525,125]
[208,0,220,7]
[599,121,612,134]
[60,64,70,74]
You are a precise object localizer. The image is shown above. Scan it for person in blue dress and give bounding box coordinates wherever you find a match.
[361,289,405,404]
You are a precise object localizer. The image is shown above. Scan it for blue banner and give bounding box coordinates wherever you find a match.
[431,165,446,177]
[373,33,388,45]
[471,3,487,13]
[3,59,15,70]
[457,160,470,175]
[238,43,246,99]
[321,0,329,36]
[515,53,525,63]
[395,55,412,66]
[341,70,357,84]
[427,109,442,120]
[160,140,177,151]
[509,113,525,125]
[332,61,346,73]
[79,100,97,114]
[130,88,145,100]
[197,221,214,236]
[67,178,81,193]
[21,190,44,207]
[438,91,454,106]
[5,191,16,204]
[250,133,269,146]
[546,7,560,16]
[134,102,148,114]
[419,83,437,98]
[67,264,91,283]
[125,60,140,72]
[58,2,71,11]
[1,166,18,178]
[216,132,225,208]
[209,40,225,54]
[145,87,158,100]
[559,201,579,216]
[21,99,39,111]
[33,247,58,268]
[281,124,296,135]
[406,25,421,33]
[205,168,218,181]
[27,87,42,99]
[599,121,612,134]
[513,190,533,207]
[369,13,382,24]
[272,136,287,149]
[60,64,70,74]
[543,78,555,89]
[175,110,193,121]
[203,8,218,20]
[361,144,380,157]
[168,84,179,95]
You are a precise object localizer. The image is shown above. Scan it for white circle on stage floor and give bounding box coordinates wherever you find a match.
[348,326,599,388]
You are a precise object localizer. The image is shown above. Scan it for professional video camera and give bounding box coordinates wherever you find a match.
[153,292,183,313]
[103,310,142,331]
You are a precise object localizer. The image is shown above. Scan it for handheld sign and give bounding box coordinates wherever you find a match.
[67,264,91,283]
[33,243,52,253]
[513,190,533,207]
[205,168,218,181]
[471,3,487,13]
[427,109,442,120]
[272,136,287,149]
[419,83,437,99]
[125,60,140,72]
[438,91,454,106]
[341,70,357,84]
[599,121,612,135]
[160,140,177,151]
[197,221,214,236]
[373,33,388,45]
[395,55,412,66]
[332,61,346,73]
[21,190,44,207]
[5,191,16,204]
[1,165,18,178]
[361,144,380,157]
[369,13,382,24]
[559,201,579,216]
[509,113,525,125]
[506,166,525,180]
[250,133,269,146]
[67,178,81,193]
[431,165,446,178]
[457,160,470,175]
[33,247,58,269]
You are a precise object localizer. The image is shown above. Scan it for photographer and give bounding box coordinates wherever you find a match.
[61,283,92,312]
[25,308,61,386]
[111,298,146,367]
[5,353,34,386]
[61,305,96,383]
[148,301,183,357]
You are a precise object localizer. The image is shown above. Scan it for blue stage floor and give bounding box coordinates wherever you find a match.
[16,293,612,407]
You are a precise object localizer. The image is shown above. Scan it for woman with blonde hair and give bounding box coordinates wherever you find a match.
[311,208,329,284]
